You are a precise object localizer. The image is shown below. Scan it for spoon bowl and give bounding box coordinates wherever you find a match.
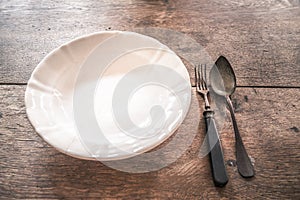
[210,56,236,96]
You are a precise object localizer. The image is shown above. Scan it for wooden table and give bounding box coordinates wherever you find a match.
[1,0,299,199]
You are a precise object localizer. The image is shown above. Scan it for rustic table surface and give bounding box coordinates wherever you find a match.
[1,0,300,199]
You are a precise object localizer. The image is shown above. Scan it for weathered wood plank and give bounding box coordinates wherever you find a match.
[0,0,299,86]
[0,85,299,199]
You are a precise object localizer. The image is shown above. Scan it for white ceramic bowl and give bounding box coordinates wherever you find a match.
[25,31,191,161]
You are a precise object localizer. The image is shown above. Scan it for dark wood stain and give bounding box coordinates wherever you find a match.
[290,126,299,133]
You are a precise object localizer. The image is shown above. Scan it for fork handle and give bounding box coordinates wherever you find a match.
[204,110,228,187]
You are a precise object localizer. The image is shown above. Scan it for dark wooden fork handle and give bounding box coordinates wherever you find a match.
[204,110,228,187]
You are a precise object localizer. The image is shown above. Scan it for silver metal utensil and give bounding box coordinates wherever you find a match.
[195,64,228,187]
[210,56,255,178]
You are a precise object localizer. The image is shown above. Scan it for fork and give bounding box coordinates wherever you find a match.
[195,64,228,187]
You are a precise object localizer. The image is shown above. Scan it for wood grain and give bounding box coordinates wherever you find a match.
[0,0,299,86]
[1,0,300,199]
[1,85,299,199]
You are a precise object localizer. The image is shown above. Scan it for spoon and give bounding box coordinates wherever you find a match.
[210,56,255,178]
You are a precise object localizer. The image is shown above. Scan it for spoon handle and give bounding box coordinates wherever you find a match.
[226,96,255,178]
[204,110,228,187]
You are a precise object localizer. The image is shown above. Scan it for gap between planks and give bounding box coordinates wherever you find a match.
[0,83,299,89]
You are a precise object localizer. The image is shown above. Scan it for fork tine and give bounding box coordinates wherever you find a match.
[194,65,198,90]
[198,64,203,90]
[196,65,199,88]
[199,64,205,90]
[196,65,201,91]
[201,64,207,90]
[204,64,207,84]
[200,64,203,89]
